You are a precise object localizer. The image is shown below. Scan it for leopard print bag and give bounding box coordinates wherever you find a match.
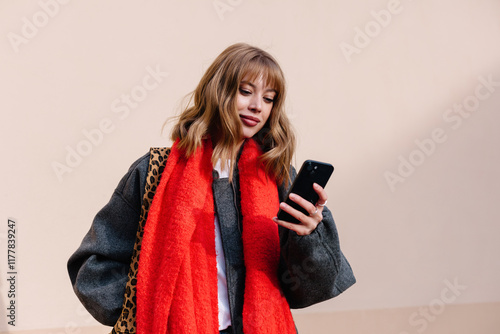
[110,147,170,334]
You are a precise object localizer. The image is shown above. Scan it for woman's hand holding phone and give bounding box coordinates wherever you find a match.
[273,160,333,235]
[273,183,328,236]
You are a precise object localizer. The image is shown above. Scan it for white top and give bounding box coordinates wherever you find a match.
[213,159,232,330]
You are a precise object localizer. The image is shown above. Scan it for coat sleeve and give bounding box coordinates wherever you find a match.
[278,167,356,308]
[67,152,150,326]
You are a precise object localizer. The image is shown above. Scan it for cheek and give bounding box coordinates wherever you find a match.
[262,105,273,123]
[236,95,246,111]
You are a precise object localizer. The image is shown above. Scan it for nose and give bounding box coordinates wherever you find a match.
[249,95,262,113]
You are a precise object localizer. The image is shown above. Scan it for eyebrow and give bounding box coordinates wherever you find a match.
[240,81,277,94]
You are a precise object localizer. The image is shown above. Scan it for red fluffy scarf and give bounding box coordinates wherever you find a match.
[136,138,295,333]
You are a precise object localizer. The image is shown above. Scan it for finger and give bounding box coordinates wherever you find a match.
[278,201,312,224]
[313,183,328,209]
[272,216,317,236]
[288,193,318,216]
[278,201,322,229]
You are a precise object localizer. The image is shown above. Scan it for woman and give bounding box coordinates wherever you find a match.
[68,43,355,334]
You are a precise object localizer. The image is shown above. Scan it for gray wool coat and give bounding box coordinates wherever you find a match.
[67,150,356,333]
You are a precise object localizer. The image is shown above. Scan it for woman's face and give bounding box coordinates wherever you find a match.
[236,75,276,141]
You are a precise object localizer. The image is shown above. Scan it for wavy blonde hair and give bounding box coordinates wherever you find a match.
[170,43,295,184]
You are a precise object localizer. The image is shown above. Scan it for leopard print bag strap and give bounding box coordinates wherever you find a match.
[110,147,170,334]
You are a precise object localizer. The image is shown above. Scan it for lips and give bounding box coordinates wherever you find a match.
[240,115,260,127]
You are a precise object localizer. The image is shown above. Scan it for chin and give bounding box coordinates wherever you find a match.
[241,130,256,140]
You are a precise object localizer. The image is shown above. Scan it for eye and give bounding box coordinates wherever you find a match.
[239,88,251,95]
[264,96,275,104]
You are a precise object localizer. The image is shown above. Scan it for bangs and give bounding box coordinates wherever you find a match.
[240,56,284,95]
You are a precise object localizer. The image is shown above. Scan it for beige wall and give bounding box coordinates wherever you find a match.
[1,0,500,332]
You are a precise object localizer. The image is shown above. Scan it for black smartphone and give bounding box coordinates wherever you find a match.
[277,160,334,224]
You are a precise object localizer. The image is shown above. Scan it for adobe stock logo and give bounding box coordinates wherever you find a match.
[7,0,71,53]
[51,64,169,182]
[399,278,466,334]
[384,74,499,192]
[213,0,243,20]
[339,0,406,64]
